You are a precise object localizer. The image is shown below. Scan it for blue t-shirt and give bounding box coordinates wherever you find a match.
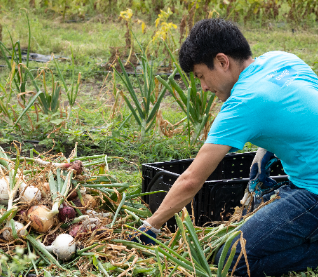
[205,51,318,194]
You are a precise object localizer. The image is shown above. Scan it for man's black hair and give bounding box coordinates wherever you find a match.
[179,19,252,73]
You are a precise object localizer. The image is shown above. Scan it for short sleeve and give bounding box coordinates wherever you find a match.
[205,98,260,152]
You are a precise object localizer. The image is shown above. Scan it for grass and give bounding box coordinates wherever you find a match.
[1,8,318,276]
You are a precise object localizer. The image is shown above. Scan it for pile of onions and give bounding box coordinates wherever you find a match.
[27,170,74,233]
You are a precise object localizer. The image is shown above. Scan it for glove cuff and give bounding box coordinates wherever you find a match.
[142,220,160,235]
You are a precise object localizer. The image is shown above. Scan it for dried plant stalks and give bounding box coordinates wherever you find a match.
[188,3,196,32]
[156,110,185,137]
[179,14,187,44]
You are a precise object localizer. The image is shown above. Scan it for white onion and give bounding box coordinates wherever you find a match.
[0,176,27,205]
[44,234,76,261]
[0,177,11,205]
[20,185,41,203]
[3,221,27,241]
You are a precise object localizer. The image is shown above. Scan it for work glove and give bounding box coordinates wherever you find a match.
[129,220,160,245]
[249,148,278,197]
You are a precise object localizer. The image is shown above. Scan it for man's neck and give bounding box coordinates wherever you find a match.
[240,57,255,73]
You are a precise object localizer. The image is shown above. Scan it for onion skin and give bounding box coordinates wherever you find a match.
[67,189,78,201]
[20,185,41,203]
[84,194,97,209]
[3,221,27,241]
[72,194,97,212]
[27,205,56,233]
[69,224,82,237]
[68,186,86,201]
[63,160,83,175]
[14,209,27,221]
[39,182,50,198]
[68,218,100,237]
[69,160,83,175]
[58,205,76,222]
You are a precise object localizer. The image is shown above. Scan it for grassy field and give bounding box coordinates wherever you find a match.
[1,6,318,276]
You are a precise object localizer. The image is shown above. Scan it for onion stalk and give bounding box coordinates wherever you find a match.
[0,146,28,240]
[24,158,83,175]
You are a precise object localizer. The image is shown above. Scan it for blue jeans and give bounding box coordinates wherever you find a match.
[215,182,318,277]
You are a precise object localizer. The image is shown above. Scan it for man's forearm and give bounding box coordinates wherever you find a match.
[147,170,205,229]
[146,143,231,229]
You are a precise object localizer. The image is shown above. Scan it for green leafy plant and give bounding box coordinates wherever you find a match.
[156,42,216,144]
[0,11,34,125]
[53,49,81,122]
[0,12,64,127]
[114,34,167,138]
[0,247,37,276]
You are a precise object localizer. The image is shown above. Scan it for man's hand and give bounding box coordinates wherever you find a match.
[129,221,160,245]
[250,148,275,182]
[249,148,278,196]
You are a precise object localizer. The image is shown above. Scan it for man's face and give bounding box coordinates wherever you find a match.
[193,56,235,102]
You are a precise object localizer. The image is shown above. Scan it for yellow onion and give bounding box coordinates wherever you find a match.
[39,182,50,198]
[27,205,56,233]
[72,194,97,212]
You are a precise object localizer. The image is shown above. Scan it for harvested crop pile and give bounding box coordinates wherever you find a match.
[0,143,256,277]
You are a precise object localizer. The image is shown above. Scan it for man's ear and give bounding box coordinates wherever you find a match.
[215,53,230,71]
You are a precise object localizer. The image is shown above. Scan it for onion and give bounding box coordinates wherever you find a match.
[39,182,50,198]
[68,186,86,201]
[68,160,83,175]
[14,209,27,221]
[0,177,18,205]
[44,234,76,261]
[27,205,56,233]
[2,221,27,241]
[58,205,76,222]
[72,194,97,212]
[32,159,84,175]
[69,217,100,237]
[20,185,41,203]
[69,224,82,237]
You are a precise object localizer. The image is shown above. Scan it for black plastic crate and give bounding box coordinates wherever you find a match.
[142,152,288,229]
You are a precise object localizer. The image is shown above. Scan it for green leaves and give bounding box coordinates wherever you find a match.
[156,42,216,144]
[217,231,241,277]
[115,33,167,138]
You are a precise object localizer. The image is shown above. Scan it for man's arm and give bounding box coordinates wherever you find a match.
[147,143,231,229]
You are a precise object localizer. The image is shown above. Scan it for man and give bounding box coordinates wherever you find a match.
[133,19,318,276]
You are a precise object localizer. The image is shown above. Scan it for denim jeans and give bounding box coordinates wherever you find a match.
[215,182,318,277]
